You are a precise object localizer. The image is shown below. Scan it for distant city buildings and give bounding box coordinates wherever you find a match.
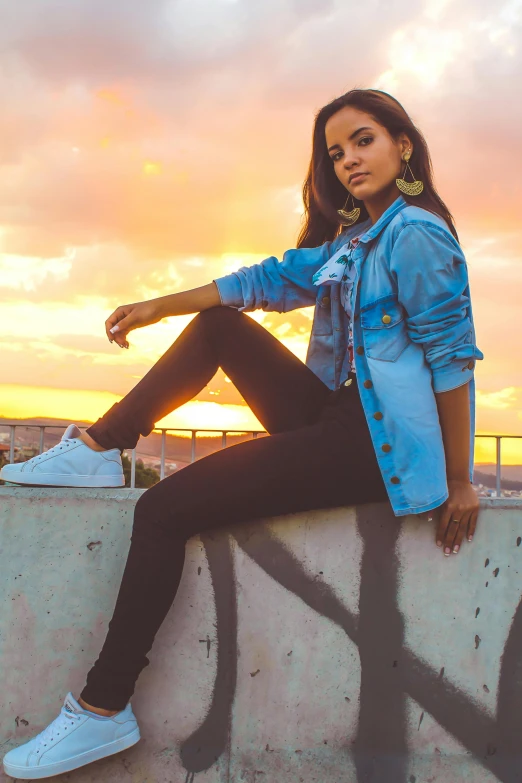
[473,482,522,499]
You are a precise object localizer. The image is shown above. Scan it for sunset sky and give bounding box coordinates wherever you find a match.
[1,0,521,464]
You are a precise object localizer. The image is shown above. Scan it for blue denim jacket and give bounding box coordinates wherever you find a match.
[214,195,484,517]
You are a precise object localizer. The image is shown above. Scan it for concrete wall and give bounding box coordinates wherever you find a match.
[1,487,521,783]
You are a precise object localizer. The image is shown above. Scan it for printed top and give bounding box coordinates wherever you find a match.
[312,236,361,373]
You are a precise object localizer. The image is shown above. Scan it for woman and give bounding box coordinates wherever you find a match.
[2,88,483,779]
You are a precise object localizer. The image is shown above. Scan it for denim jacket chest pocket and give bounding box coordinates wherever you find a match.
[311,287,334,335]
[360,295,409,362]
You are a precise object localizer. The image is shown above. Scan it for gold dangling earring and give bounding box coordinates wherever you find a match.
[337,193,361,226]
[396,150,424,196]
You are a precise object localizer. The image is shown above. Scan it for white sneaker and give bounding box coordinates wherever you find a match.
[0,424,125,488]
[2,692,140,780]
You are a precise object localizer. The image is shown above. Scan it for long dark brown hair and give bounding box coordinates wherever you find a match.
[297,88,458,248]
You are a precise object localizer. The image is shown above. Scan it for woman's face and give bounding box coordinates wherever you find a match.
[324,106,411,208]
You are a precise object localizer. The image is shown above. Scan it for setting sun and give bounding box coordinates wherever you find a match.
[0,384,263,436]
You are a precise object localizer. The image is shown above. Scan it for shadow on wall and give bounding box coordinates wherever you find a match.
[178,504,522,783]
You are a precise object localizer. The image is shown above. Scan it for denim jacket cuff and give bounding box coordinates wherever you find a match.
[432,360,475,393]
[213,274,244,309]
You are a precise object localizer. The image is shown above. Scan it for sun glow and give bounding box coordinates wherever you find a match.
[0,384,263,435]
[376,23,463,91]
[143,161,162,176]
[2,383,521,460]
[474,434,522,467]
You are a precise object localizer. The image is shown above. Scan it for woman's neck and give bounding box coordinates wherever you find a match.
[363,186,400,224]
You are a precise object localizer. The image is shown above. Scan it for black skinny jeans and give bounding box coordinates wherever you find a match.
[80,306,388,710]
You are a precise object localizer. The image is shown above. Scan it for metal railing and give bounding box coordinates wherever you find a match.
[133,427,263,488]
[0,423,264,489]
[0,422,520,495]
[474,434,522,498]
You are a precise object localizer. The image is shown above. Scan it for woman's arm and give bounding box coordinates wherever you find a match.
[213,224,366,314]
[105,282,221,347]
[155,282,221,316]
[213,244,333,314]
[436,382,470,482]
[106,233,354,347]
[108,225,365,347]
[435,381,479,555]
[390,221,483,392]
[389,221,483,555]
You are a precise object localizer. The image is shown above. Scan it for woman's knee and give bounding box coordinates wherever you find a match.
[197,305,244,329]
[132,487,171,537]
[131,483,196,542]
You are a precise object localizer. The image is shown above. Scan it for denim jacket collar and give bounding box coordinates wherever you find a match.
[313,197,409,288]
[356,195,407,245]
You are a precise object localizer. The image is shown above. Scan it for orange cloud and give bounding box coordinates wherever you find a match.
[0,0,521,436]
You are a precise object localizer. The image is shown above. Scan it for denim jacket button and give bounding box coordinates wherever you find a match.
[322,296,330,305]
[363,380,373,389]
[373,411,383,421]
[467,360,475,370]
[390,476,401,484]
[382,443,392,453]
[382,314,392,324]
[356,346,364,355]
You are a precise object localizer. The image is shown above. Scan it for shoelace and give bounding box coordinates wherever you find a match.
[28,439,76,465]
[33,708,82,755]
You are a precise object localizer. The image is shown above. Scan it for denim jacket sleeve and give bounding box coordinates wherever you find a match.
[390,221,483,394]
[213,240,338,314]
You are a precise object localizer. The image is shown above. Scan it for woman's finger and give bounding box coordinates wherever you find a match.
[109,311,136,339]
[436,506,451,548]
[443,516,460,556]
[105,306,133,347]
[105,308,124,341]
[467,508,479,542]
[451,513,470,554]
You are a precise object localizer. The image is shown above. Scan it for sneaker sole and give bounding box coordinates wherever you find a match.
[0,472,125,488]
[3,726,141,780]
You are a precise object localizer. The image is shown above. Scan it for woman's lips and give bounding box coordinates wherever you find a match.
[349,173,368,185]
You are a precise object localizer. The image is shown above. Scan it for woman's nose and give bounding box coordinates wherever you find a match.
[343,152,360,170]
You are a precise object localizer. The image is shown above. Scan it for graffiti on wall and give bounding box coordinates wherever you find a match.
[178,504,522,783]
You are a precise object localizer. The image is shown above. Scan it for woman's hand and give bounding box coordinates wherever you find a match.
[105,299,164,348]
[435,479,480,556]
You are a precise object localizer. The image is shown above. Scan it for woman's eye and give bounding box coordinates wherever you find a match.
[359,137,373,146]
[331,152,343,162]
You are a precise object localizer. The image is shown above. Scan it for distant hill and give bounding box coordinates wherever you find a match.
[475,464,522,482]
[473,470,522,492]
